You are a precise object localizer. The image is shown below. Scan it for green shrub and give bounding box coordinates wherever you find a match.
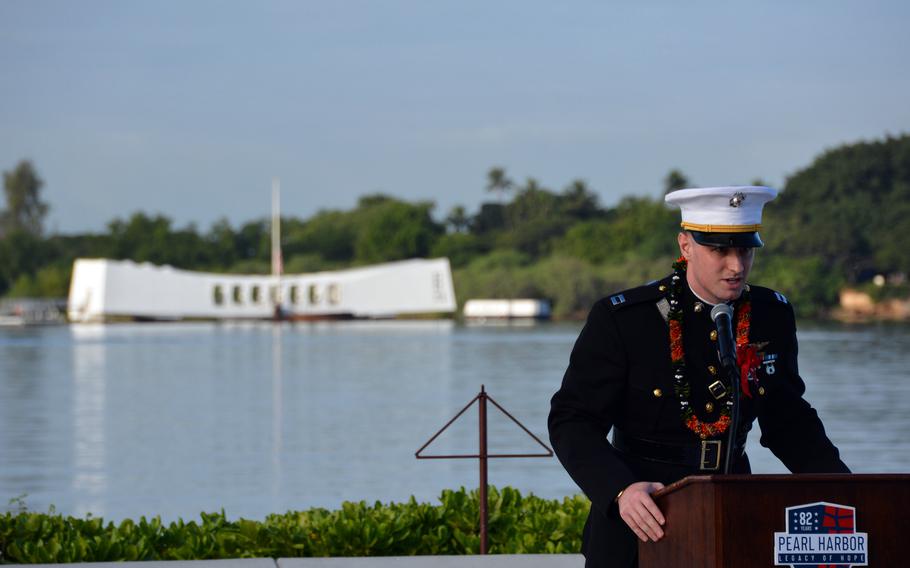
[453,251,538,310]
[430,234,489,269]
[0,487,589,563]
[6,264,70,298]
[524,256,606,319]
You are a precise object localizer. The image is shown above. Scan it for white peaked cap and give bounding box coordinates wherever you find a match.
[664,186,778,233]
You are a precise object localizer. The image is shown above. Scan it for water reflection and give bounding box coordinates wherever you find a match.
[72,338,107,517]
[271,324,283,511]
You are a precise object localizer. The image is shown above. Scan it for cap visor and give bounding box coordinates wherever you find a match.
[690,231,764,248]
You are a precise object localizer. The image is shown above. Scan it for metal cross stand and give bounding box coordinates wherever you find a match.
[415,385,553,554]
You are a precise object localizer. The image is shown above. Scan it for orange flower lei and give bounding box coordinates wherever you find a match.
[669,256,751,439]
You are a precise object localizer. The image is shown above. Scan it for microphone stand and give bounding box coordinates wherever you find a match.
[721,356,740,474]
[711,304,741,474]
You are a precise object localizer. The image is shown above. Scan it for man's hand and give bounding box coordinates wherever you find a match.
[617,481,666,542]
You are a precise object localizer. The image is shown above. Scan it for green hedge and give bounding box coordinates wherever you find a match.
[0,487,589,563]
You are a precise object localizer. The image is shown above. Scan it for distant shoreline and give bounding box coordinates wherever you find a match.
[831,288,910,323]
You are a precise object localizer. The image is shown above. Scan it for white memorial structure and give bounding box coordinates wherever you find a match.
[67,257,456,323]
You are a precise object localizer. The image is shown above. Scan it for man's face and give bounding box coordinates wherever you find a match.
[677,232,755,304]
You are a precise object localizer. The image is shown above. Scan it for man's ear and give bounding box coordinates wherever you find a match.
[677,231,691,259]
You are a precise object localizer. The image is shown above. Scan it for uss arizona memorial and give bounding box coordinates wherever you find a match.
[67,257,457,323]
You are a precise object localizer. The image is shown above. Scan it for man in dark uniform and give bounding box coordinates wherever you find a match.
[548,186,849,568]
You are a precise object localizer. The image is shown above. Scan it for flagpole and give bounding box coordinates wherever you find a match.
[271,178,282,315]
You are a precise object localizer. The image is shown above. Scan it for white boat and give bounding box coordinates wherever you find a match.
[67,257,456,323]
[462,298,551,321]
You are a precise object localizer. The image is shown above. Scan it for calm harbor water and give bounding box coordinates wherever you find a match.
[1,320,909,522]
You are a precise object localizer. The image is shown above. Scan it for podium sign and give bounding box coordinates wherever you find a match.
[639,474,909,568]
[773,501,868,566]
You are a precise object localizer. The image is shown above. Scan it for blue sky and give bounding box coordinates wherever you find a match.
[2,1,909,233]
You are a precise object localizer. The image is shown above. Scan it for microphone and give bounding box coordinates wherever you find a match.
[711,303,742,474]
[710,303,737,371]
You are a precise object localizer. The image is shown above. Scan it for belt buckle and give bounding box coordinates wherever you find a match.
[700,440,722,471]
[708,380,727,400]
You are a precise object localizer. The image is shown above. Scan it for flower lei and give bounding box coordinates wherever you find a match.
[669,256,752,439]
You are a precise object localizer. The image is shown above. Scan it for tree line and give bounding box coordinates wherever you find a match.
[2,134,908,317]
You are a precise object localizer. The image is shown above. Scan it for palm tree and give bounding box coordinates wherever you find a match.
[562,179,600,220]
[445,205,470,233]
[663,169,690,195]
[485,167,514,203]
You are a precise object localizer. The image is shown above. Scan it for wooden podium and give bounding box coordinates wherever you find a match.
[640,474,910,567]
